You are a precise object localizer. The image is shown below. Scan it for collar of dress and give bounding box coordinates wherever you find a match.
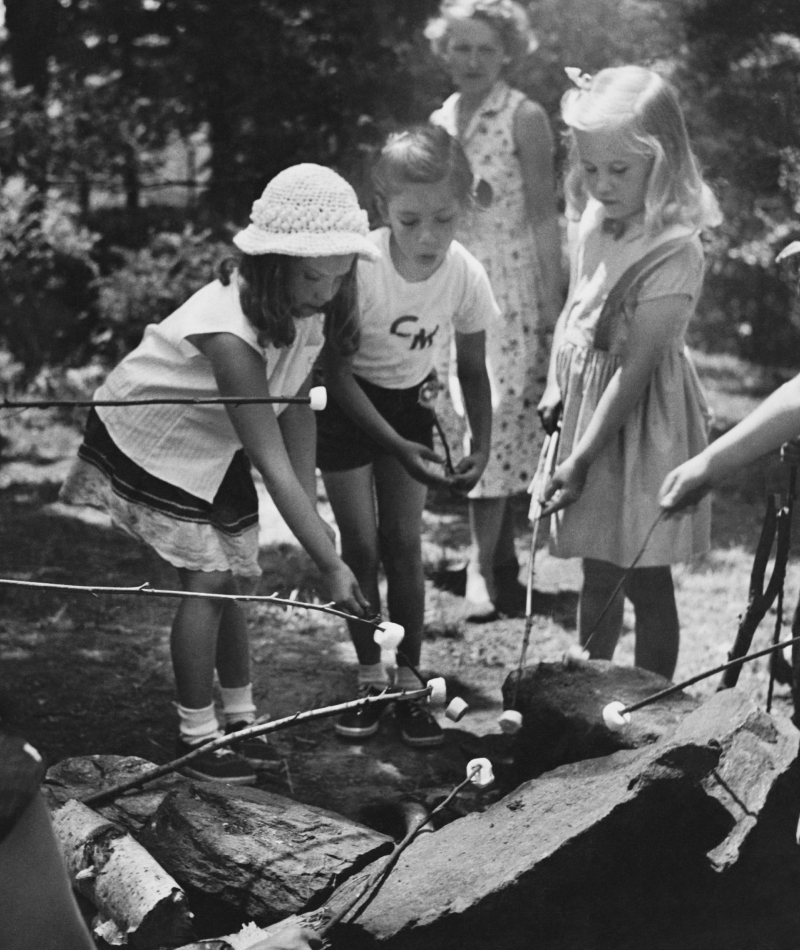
[448,81,513,142]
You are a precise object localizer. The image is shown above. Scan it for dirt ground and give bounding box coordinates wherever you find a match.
[2,362,800,837]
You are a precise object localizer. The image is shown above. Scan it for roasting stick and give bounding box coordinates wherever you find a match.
[577,508,667,657]
[0,386,328,411]
[317,760,490,937]
[497,427,560,734]
[81,687,430,807]
[601,631,800,730]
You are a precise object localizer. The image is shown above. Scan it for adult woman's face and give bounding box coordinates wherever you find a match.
[443,17,507,101]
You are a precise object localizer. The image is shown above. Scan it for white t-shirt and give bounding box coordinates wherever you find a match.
[95,277,325,501]
[350,228,500,389]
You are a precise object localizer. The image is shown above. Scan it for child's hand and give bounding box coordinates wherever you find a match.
[397,440,450,487]
[659,456,712,516]
[323,563,370,618]
[540,456,588,516]
[537,383,562,435]
[447,450,489,494]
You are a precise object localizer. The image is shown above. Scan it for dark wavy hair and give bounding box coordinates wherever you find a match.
[218,253,360,356]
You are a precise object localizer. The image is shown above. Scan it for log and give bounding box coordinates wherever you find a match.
[52,798,194,949]
[44,754,187,835]
[140,782,393,926]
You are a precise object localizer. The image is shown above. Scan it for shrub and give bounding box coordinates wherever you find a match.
[93,227,231,362]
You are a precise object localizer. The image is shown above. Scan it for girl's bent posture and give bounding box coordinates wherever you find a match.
[428,0,564,620]
[317,125,495,746]
[539,66,721,679]
[61,165,374,784]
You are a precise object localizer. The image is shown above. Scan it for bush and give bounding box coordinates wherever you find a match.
[0,177,99,378]
[93,227,231,363]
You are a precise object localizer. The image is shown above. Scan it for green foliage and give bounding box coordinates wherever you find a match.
[93,227,230,362]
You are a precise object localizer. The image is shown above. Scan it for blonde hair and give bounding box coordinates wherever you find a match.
[371,125,474,209]
[425,0,537,73]
[561,66,721,234]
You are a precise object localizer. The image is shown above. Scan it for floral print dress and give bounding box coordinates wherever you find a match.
[431,80,552,498]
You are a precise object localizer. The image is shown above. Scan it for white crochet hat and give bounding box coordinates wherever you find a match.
[233,163,378,260]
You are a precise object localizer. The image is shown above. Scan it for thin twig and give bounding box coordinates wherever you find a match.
[582,509,666,654]
[318,765,481,935]
[0,577,374,626]
[621,633,800,715]
[81,687,430,807]
[1,395,315,409]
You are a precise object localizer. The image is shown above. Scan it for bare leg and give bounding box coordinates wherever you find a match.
[579,558,626,660]
[322,465,382,666]
[171,568,245,709]
[626,566,680,679]
[374,453,428,668]
[466,496,507,607]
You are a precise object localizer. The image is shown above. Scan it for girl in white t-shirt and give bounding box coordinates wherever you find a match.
[317,125,497,747]
[60,165,373,785]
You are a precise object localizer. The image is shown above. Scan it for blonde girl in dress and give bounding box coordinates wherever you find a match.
[428,0,564,620]
[539,66,721,679]
[61,165,373,785]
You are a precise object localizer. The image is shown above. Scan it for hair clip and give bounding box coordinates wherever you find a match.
[564,66,593,90]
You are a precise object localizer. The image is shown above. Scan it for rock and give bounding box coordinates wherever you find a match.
[308,722,725,949]
[44,754,187,835]
[502,659,700,781]
[139,781,394,926]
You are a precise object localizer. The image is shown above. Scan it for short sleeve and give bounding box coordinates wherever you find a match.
[452,250,501,336]
[636,240,704,304]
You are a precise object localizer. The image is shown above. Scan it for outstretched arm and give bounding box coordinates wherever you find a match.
[191,333,367,614]
[450,329,492,492]
[660,371,800,512]
[321,346,448,487]
[542,293,690,515]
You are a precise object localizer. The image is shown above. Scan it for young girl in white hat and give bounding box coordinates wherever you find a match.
[61,164,375,785]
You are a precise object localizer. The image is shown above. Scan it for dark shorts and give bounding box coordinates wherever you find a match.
[316,375,435,473]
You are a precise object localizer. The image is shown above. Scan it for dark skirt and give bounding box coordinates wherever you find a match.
[60,410,262,576]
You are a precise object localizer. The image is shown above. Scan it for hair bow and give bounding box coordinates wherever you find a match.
[564,66,592,90]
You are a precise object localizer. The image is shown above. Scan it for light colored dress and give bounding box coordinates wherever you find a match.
[431,80,551,497]
[552,199,712,568]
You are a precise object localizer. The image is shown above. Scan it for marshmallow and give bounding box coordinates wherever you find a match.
[309,386,327,411]
[427,677,447,707]
[445,696,468,721]
[467,758,495,788]
[602,701,631,731]
[497,709,523,735]
[373,622,405,651]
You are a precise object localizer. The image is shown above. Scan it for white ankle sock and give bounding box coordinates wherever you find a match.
[177,703,221,745]
[219,684,257,727]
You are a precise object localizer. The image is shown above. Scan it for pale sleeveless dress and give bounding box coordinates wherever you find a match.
[431,81,551,497]
[551,200,712,568]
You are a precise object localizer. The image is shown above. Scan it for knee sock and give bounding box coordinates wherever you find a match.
[219,684,258,727]
[358,662,389,688]
[177,702,220,746]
